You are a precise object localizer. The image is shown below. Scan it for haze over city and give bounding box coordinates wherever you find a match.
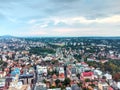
[0,0,120,37]
[1,1,120,90]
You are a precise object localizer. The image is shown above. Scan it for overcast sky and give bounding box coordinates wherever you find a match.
[0,0,120,37]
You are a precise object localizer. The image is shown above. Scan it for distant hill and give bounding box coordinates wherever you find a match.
[0,35,120,39]
[0,35,16,38]
[77,36,120,39]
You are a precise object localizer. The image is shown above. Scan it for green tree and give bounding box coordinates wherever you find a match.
[55,79,60,87]
[85,79,90,82]
[43,79,46,83]
[113,73,120,82]
[64,78,71,86]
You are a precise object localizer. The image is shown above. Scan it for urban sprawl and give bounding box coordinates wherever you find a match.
[0,36,120,90]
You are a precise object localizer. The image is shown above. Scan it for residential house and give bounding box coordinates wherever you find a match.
[80,71,94,81]
[98,82,109,90]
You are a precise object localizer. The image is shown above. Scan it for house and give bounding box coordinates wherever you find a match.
[59,67,64,74]
[76,66,85,74]
[48,88,61,90]
[81,62,88,67]
[71,84,81,90]
[108,86,114,90]
[0,78,5,89]
[71,67,76,77]
[35,82,47,90]
[52,74,57,81]
[0,71,6,78]
[104,73,112,80]
[87,58,95,61]
[111,82,119,90]
[8,74,31,90]
[117,82,120,89]
[66,87,72,90]
[58,73,65,81]
[67,69,71,78]
[98,82,109,90]
[94,69,102,76]
[80,71,94,81]
[94,69,102,79]
[37,66,47,76]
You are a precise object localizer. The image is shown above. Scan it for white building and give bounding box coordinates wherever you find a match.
[37,66,47,76]
[104,73,112,80]
[59,67,64,74]
[117,82,120,89]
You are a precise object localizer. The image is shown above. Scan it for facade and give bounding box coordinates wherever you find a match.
[98,82,109,90]
[80,71,94,80]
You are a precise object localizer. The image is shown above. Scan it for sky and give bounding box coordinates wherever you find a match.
[0,0,120,37]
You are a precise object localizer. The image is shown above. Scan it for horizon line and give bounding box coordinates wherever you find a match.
[1,35,120,38]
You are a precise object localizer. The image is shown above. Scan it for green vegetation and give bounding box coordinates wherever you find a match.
[64,78,71,86]
[29,47,56,55]
[55,79,60,87]
[86,60,120,75]
[0,60,8,71]
[85,78,91,82]
[74,54,82,62]
[113,72,120,82]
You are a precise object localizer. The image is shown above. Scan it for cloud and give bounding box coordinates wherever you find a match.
[97,15,120,23]
[28,19,37,24]
[28,30,48,36]
[13,29,48,36]
[51,15,120,24]
[52,0,78,2]
[0,0,120,36]
[40,24,48,28]
[0,0,120,21]
[51,27,120,36]
[28,15,120,27]
[7,17,17,23]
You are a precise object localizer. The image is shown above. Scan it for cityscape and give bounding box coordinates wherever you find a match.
[0,0,120,90]
[0,36,120,90]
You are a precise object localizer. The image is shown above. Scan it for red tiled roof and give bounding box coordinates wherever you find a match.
[109,86,113,90]
[0,71,4,74]
[52,74,57,79]
[59,73,65,78]
[82,72,93,77]
[81,62,87,65]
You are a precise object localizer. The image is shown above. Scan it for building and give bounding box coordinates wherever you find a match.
[98,82,109,90]
[104,73,112,80]
[80,71,94,81]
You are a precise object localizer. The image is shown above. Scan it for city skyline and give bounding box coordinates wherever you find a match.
[0,0,120,37]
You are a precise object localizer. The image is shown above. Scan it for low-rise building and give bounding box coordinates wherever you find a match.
[80,71,94,81]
